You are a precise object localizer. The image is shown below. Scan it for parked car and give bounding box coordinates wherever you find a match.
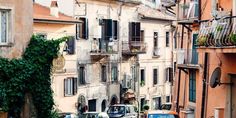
[80,112,109,118]
[59,112,78,118]
[107,104,137,118]
[143,110,179,118]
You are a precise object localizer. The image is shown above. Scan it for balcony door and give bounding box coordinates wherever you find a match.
[192,34,198,64]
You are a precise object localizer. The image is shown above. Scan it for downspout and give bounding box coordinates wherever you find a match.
[176,25,184,113]
[201,53,208,118]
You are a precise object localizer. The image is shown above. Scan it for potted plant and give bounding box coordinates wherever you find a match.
[229,33,236,45]
[197,35,207,46]
[140,80,145,87]
[143,104,150,111]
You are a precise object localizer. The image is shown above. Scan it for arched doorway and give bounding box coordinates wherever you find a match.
[77,95,86,114]
[110,95,118,105]
[101,99,106,112]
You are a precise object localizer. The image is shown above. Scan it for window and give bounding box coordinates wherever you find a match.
[153,68,158,85]
[166,96,170,103]
[76,17,88,39]
[140,69,145,86]
[111,64,118,82]
[0,9,10,44]
[65,36,75,54]
[166,32,170,47]
[166,67,173,83]
[129,22,141,41]
[140,98,146,111]
[88,99,96,111]
[154,32,158,48]
[64,77,77,96]
[101,65,107,82]
[153,97,161,110]
[141,30,144,41]
[113,20,119,40]
[189,70,196,102]
[79,66,86,85]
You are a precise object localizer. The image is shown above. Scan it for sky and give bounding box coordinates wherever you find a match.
[35,0,74,16]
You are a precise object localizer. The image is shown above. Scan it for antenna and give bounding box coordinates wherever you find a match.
[210,67,232,88]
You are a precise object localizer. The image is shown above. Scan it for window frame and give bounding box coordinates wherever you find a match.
[189,70,196,102]
[153,68,158,85]
[64,77,77,97]
[140,68,145,86]
[111,64,118,83]
[165,31,170,47]
[79,65,86,85]
[0,8,12,46]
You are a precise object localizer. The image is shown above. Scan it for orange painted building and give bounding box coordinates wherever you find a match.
[174,0,236,118]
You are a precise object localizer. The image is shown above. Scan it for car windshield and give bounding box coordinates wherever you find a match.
[107,106,125,114]
[148,114,179,118]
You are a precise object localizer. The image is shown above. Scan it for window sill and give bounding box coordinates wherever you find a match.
[64,94,75,97]
[0,42,14,47]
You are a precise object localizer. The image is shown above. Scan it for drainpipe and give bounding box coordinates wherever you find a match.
[176,25,184,113]
[136,55,140,118]
[201,53,208,118]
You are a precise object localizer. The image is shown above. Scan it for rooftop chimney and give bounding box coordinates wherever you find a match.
[50,0,59,17]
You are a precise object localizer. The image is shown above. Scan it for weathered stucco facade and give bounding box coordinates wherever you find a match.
[0,0,33,58]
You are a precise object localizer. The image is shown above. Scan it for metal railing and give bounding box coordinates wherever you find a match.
[90,40,118,54]
[197,17,236,47]
[176,49,198,65]
[122,41,147,54]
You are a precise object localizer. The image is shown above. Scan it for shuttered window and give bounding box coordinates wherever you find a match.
[77,17,88,39]
[153,68,158,85]
[101,65,107,82]
[113,20,118,40]
[65,36,75,54]
[79,66,86,85]
[166,67,173,83]
[64,77,77,96]
[189,70,196,102]
[166,32,170,47]
[129,22,141,41]
[111,64,118,82]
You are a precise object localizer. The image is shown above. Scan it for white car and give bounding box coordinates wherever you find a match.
[107,104,137,118]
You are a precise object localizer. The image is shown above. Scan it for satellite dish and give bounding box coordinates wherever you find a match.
[210,67,221,88]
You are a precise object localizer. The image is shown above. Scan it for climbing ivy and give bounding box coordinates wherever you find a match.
[0,35,67,118]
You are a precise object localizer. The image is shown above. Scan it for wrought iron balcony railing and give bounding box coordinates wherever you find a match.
[176,49,198,65]
[122,41,147,55]
[197,16,236,47]
[90,40,118,55]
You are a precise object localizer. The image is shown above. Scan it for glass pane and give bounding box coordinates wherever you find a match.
[1,11,7,43]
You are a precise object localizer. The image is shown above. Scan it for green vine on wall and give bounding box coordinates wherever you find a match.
[0,35,67,118]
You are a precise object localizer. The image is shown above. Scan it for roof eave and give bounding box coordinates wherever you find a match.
[140,15,175,21]
[33,18,82,24]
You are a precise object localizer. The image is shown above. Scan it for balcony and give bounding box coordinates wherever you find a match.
[90,40,118,61]
[176,49,201,70]
[153,47,161,58]
[122,41,147,56]
[161,0,176,7]
[178,1,199,24]
[197,16,236,53]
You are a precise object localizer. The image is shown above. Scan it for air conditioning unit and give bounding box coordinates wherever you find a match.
[122,74,131,89]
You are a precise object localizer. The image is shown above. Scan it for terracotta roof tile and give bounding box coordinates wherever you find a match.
[33,3,80,23]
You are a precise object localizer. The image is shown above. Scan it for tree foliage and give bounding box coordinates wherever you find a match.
[0,35,67,118]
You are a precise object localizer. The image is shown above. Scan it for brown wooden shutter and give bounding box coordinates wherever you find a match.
[73,77,78,95]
